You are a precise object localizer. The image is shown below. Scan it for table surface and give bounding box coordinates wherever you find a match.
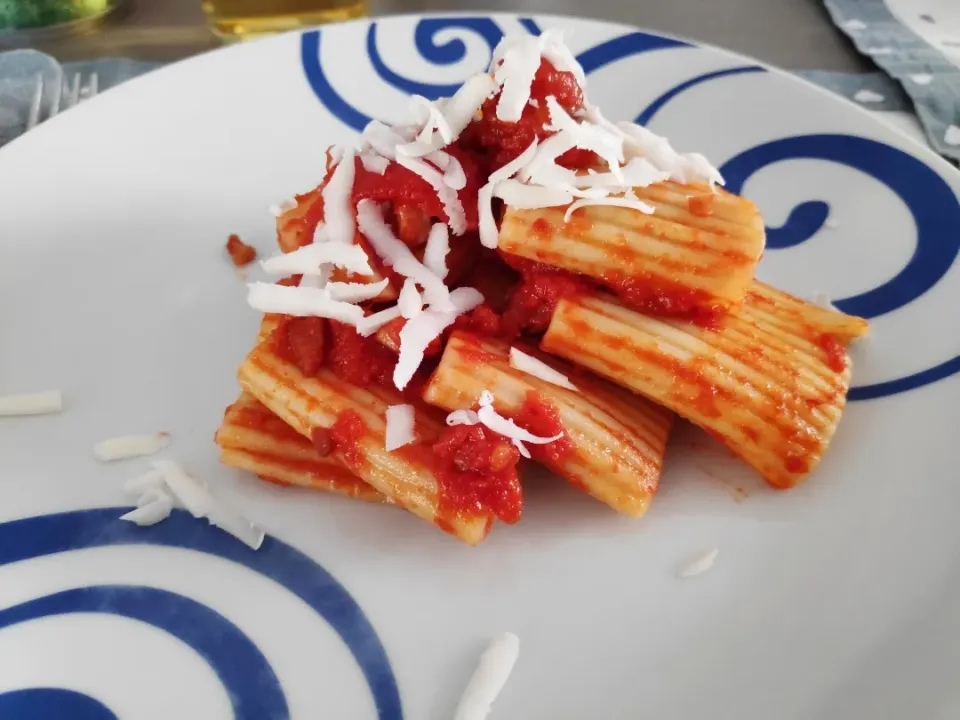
[2,0,871,73]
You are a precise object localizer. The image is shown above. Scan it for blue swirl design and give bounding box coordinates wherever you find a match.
[367,18,506,98]
[303,17,538,131]
[0,689,116,720]
[0,508,402,720]
[303,18,692,133]
[849,355,960,402]
[634,65,765,126]
[0,586,284,717]
[721,134,960,321]
[575,31,688,75]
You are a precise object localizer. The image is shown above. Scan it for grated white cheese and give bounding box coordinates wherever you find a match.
[439,152,467,190]
[563,195,655,222]
[478,182,499,249]
[411,94,453,144]
[94,432,171,463]
[488,138,539,184]
[574,157,670,189]
[423,222,450,279]
[453,632,521,720]
[359,150,390,174]
[538,29,586,87]
[120,492,174,526]
[678,548,719,578]
[393,287,483,390]
[439,72,498,141]
[260,241,374,277]
[394,153,467,235]
[385,404,416,451]
[326,278,391,303]
[446,409,480,426]
[362,120,409,160]
[123,469,166,497]
[356,304,404,337]
[152,459,265,550]
[322,149,357,244]
[313,222,329,245]
[398,279,424,319]
[494,34,542,122]
[615,120,724,186]
[356,200,454,311]
[509,348,577,391]
[300,266,331,290]
[518,132,577,188]
[247,283,366,326]
[477,390,562,458]
[495,179,573,209]
[0,390,63,417]
[490,30,586,122]
[544,96,624,180]
[269,198,297,217]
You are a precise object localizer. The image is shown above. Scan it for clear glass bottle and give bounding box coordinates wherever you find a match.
[201,0,367,41]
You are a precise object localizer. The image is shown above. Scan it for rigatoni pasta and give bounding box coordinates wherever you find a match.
[498,183,765,319]
[422,332,674,516]
[216,393,387,503]
[541,283,868,488]
[238,338,496,545]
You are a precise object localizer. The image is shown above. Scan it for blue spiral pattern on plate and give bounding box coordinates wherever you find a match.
[634,65,766,126]
[721,134,960,320]
[299,15,960,399]
[0,509,403,720]
[367,17,506,99]
[0,689,117,720]
[302,18,691,132]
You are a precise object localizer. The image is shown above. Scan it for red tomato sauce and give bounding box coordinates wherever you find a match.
[432,424,522,524]
[453,307,503,340]
[351,145,485,231]
[326,321,396,387]
[817,333,847,373]
[500,256,593,337]
[600,271,722,328]
[330,410,368,468]
[225,234,257,266]
[271,316,326,377]
[461,60,592,170]
[512,391,572,466]
[687,194,715,217]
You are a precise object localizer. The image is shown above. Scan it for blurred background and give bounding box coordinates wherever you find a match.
[0,0,869,71]
[2,0,958,159]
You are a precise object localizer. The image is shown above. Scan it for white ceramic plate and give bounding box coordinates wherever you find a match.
[1,13,958,720]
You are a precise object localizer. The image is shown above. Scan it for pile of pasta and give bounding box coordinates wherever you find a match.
[216,31,868,544]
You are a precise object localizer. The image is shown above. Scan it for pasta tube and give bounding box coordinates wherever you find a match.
[499,183,765,318]
[541,282,868,488]
[216,393,387,503]
[423,331,674,516]
[237,340,495,544]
